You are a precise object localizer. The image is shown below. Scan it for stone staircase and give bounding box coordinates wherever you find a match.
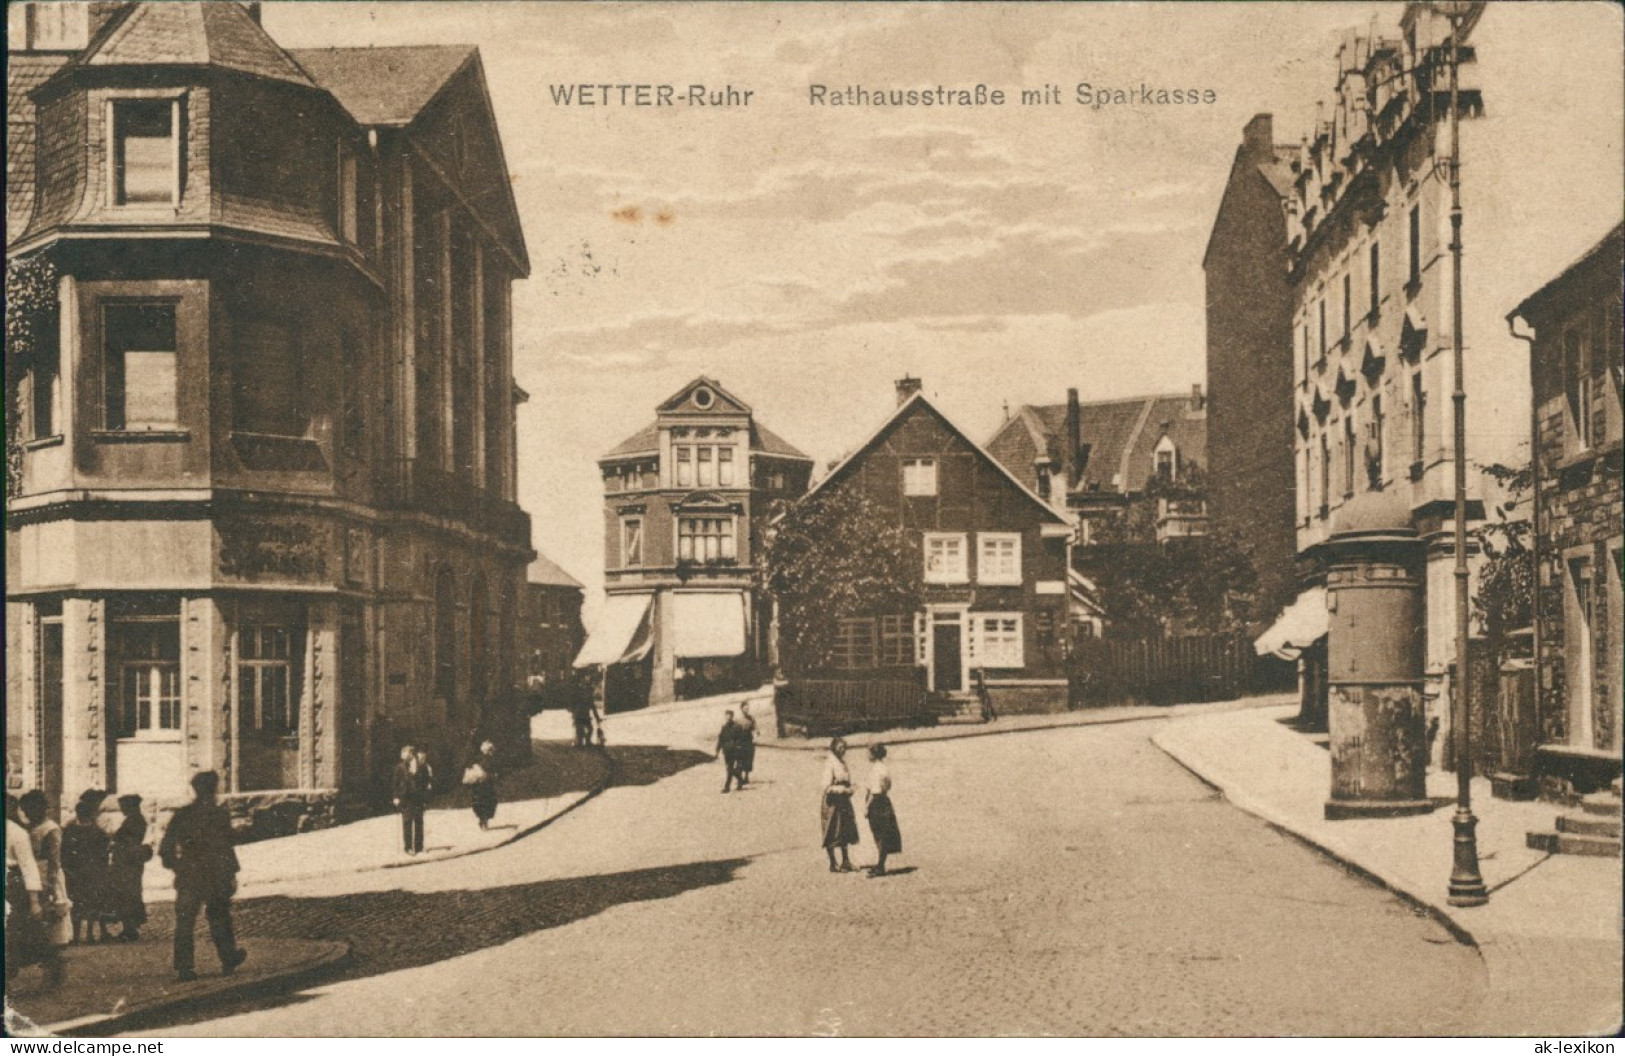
[930,692,991,725]
[1526,778,1622,857]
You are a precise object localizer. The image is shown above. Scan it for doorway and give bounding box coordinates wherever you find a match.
[931,611,964,693]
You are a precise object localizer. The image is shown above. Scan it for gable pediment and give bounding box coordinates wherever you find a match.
[657,377,751,416]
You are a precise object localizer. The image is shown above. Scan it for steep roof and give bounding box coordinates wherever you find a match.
[63,2,315,88]
[604,422,660,459]
[600,418,812,462]
[601,377,811,462]
[288,45,475,127]
[6,53,67,242]
[995,392,1208,497]
[528,553,585,590]
[807,393,1069,524]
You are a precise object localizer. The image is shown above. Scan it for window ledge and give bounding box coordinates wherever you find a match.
[116,733,183,744]
[23,434,65,452]
[1556,438,1624,473]
[91,429,190,444]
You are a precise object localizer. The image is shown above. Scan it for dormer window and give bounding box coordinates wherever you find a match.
[111,98,181,206]
[1154,435,1178,481]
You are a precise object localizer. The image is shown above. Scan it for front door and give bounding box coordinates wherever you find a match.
[932,622,963,693]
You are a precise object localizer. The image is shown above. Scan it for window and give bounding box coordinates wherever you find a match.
[924,532,968,583]
[112,611,180,738]
[678,516,735,563]
[768,470,786,491]
[27,315,60,440]
[833,618,876,670]
[1318,300,1327,359]
[1300,324,1310,381]
[1407,205,1421,286]
[1368,394,1386,489]
[1368,241,1381,318]
[1155,436,1177,481]
[977,533,1022,585]
[621,518,643,568]
[1342,273,1352,344]
[1411,372,1427,465]
[1342,416,1356,497]
[239,625,297,733]
[903,457,938,497]
[1563,323,1595,451]
[112,99,178,206]
[718,447,735,487]
[1318,432,1330,515]
[1564,555,1595,745]
[234,317,303,436]
[103,302,178,431]
[340,334,365,458]
[879,615,915,667]
[973,614,1023,669]
[697,446,714,487]
[675,446,693,487]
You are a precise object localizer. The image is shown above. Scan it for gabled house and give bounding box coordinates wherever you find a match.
[577,377,813,707]
[798,378,1074,713]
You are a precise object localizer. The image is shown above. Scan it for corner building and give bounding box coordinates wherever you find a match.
[5,2,534,826]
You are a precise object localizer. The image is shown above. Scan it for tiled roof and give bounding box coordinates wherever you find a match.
[528,553,585,590]
[602,418,812,461]
[71,3,314,87]
[6,54,67,242]
[1024,393,1207,496]
[288,46,475,127]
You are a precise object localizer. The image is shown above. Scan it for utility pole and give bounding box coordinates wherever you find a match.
[1441,0,1488,908]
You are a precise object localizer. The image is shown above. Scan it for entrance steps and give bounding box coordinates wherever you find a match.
[930,693,991,725]
[1526,779,1622,857]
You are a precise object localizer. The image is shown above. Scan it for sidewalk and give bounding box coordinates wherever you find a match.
[142,735,613,900]
[1154,704,1623,1036]
[5,938,350,1037]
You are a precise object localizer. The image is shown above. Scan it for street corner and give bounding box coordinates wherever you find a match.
[8,937,350,1037]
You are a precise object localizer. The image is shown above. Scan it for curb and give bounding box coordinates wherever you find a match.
[34,940,352,1038]
[1149,724,1481,950]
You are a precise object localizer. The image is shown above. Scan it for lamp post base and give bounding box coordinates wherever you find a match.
[1324,797,1436,820]
[1448,807,1490,906]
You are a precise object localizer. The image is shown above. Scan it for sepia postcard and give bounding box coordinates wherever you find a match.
[4,0,1622,1040]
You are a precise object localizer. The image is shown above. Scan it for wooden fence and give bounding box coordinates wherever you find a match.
[1067,633,1296,707]
[774,671,931,736]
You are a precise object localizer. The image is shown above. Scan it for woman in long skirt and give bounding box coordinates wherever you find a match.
[864,744,903,877]
[60,790,111,944]
[468,740,500,830]
[107,794,150,941]
[19,791,72,949]
[820,737,858,872]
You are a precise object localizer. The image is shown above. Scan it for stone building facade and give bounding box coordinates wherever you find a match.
[1282,3,1623,761]
[580,378,813,708]
[5,2,534,830]
[1507,223,1623,794]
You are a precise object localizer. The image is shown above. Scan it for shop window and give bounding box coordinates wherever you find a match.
[977,533,1022,586]
[234,316,303,437]
[239,626,297,733]
[112,98,179,206]
[103,302,178,431]
[112,609,181,738]
[903,457,938,497]
[679,516,736,563]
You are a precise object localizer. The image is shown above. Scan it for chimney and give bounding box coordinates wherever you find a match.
[895,375,923,406]
[1063,388,1082,490]
[1242,113,1274,161]
[240,2,262,24]
[1190,383,1205,411]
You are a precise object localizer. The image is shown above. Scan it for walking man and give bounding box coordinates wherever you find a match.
[715,710,746,793]
[159,771,247,982]
[392,744,430,855]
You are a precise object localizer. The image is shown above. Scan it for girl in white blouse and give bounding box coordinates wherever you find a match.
[820,738,858,872]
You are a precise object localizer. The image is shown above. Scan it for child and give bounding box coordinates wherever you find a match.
[61,790,112,943]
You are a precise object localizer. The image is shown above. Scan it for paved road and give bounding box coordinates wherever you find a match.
[135,721,1486,1036]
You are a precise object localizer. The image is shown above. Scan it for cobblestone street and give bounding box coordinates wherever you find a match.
[116,716,1493,1036]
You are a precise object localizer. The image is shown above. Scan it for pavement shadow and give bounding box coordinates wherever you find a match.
[134,856,751,1030]
[436,743,710,812]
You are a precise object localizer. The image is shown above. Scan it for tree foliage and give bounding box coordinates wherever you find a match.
[5,254,59,499]
[1472,462,1536,647]
[757,486,923,675]
[1083,466,1261,638]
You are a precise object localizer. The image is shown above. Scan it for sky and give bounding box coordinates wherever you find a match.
[260,1,1622,616]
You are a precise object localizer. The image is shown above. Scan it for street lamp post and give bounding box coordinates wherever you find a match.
[1440,1,1489,908]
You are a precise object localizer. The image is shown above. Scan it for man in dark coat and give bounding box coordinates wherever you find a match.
[715,710,747,793]
[159,771,246,982]
[392,744,431,855]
